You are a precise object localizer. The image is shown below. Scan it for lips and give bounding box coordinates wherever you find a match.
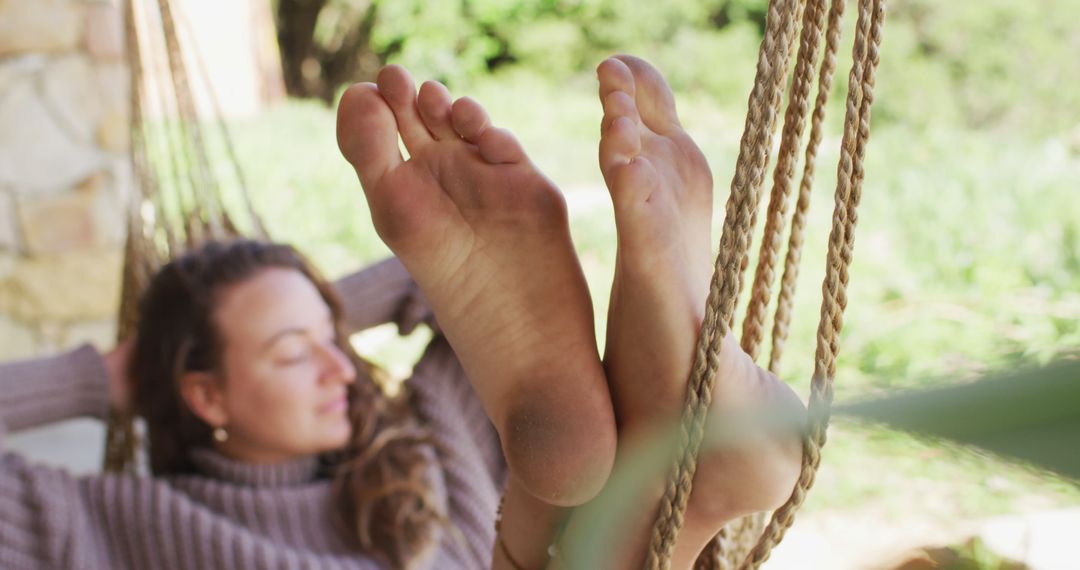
[319,395,348,414]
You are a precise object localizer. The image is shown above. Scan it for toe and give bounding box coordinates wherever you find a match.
[450,96,492,143]
[597,57,636,101]
[601,89,640,135]
[417,80,457,141]
[336,82,403,191]
[376,65,434,153]
[599,115,641,182]
[612,55,681,134]
[476,127,526,165]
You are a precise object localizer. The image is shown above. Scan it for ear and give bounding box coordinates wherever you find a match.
[179,371,229,428]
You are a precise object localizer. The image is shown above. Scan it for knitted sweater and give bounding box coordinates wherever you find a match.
[0,258,506,569]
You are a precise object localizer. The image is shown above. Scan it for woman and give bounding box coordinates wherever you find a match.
[2,57,806,570]
[0,241,505,569]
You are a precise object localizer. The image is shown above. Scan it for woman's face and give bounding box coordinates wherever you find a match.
[199,267,357,463]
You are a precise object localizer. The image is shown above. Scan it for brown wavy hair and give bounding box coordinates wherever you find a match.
[131,239,443,569]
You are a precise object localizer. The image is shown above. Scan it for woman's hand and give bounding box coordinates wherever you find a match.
[103,339,134,413]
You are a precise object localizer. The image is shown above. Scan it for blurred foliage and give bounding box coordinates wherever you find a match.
[906,537,1029,570]
[870,0,1080,134]
[285,0,1080,135]
[838,359,1080,481]
[237,0,1080,551]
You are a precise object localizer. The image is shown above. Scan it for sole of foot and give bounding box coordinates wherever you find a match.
[336,66,616,506]
[596,54,806,563]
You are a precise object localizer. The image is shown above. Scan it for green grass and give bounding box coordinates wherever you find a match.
[220,73,1080,526]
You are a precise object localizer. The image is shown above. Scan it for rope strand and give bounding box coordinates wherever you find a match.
[643,0,803,566]
[740,1,885,567]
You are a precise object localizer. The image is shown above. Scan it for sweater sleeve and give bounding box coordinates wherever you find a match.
[409,336,505,567]
[0,344,112,442]
[332,257,437,335]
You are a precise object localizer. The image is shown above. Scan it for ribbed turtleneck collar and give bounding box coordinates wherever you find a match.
[188,447,321,488]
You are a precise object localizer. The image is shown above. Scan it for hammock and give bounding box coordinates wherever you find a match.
[103,0,266,472]
[104,0,887,568]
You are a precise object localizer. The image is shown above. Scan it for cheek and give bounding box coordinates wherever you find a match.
[228,365,321,427]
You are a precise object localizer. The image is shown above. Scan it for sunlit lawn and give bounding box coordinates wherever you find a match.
[222,73,1080,531]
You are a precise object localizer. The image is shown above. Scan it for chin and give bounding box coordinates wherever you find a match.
[322,423,354,451]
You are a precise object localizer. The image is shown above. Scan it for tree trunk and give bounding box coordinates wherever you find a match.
[275,0,328,97]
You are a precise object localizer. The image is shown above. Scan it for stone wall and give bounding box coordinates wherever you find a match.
[0,0,130,473]
[0,0,129,364]
[1,0,284,473]
[1,0,286,360]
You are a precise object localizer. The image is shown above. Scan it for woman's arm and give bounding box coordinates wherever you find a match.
[0,345,112,440]
[333,256,435,335]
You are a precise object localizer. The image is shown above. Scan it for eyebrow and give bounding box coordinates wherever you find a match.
[259,312,335,351]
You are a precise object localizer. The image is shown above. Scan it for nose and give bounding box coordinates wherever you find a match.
[320,342,357,385]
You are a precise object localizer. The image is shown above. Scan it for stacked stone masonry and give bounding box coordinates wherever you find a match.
[0,0,129,362]
[1,0,285,475]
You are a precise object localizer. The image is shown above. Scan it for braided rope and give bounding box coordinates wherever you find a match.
[768,0,849,376]
[739,1,885,568]
[697,1,831,565]
[729,0,808,332]
[708,3,843,565]
[643,0,802,567]
[696,512,768,570]
[652,0,886,567]
[740,0,828,364]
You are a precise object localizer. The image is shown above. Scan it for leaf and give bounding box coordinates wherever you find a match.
[835,358,1080,480]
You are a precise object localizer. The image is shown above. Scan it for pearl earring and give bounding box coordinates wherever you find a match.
[213,427,228,443]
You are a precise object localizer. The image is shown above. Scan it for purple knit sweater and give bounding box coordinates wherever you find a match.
[0,258,506,569]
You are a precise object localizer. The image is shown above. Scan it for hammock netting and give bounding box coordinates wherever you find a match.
[103,0,267,473]
[104,0,887,567]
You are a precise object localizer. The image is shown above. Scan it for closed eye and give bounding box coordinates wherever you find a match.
[278,350,312,365]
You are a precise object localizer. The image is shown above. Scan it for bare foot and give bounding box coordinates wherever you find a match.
[597,55,806,566]
[597,55,714,433]
[336,66,616,506]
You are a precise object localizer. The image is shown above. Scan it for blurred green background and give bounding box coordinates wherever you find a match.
[219,0,1080,563]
